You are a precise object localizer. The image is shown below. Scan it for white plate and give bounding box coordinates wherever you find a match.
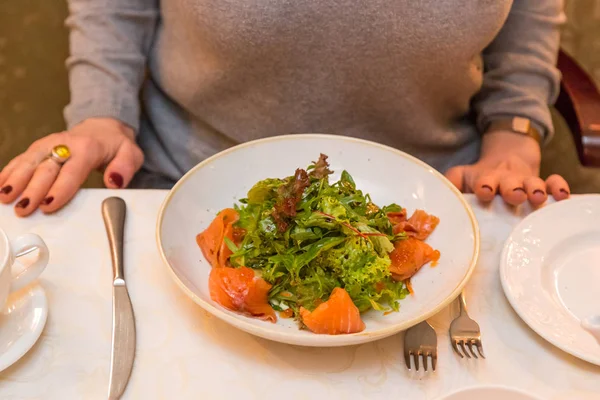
[500,195,600,365]
[156,134,479,346]
[436,385,543,400]
[0,284,48,372]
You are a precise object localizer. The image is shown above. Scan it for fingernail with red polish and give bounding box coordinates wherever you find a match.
[108,172,124,188]
[482,185,493,192]
[16,198,29,209]
[41,196,54,205]
[513,187,526,193]
[533,189,545,195]
[1,185,12,195]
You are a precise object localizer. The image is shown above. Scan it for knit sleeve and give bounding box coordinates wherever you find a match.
[63,0,159,132]
[472,0,566,144]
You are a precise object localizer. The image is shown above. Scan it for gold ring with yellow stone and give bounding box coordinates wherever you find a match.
[48,144,71,165]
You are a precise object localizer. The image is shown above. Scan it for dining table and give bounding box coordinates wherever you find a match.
[0,189,599,400]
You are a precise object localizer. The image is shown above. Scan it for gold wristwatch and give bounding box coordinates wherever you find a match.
[486,117,543,146]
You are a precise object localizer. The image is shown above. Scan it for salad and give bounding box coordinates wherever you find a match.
[197,154,440,335]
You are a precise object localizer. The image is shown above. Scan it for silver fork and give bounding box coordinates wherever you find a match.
[404,320,437,371]
[449,291,485,359]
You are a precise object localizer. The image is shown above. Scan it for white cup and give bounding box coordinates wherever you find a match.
[0,228,49,310]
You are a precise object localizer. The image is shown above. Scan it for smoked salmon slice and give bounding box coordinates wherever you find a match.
[391,209,439,240]
[300,287,366,334]
[209,266,277,322]
[389,238,440,281]
[217,222,235,268]
[196,208,239,268]
[387,210,407,226]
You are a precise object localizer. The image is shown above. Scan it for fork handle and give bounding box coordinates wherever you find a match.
[459,291,468,315]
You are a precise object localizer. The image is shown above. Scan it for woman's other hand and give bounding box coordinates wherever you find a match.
[0,118,144,217]
[445,131,570,206]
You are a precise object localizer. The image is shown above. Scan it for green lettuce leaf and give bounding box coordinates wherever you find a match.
[226,154,417,319]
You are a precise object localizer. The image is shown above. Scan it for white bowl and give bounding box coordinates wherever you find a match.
[156,134,479,346]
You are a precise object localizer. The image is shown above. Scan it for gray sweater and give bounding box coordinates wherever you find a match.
[64,0,564,186]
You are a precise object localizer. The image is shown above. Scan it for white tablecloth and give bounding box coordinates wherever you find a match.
[0,190,598,400]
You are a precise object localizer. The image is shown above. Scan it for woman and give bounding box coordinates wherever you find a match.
[0,0,570,217]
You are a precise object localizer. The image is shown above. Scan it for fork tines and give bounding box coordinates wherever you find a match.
[451,338,485,359]
[404,349,437,371]
[403,320,438,372]
[449,291,485,360]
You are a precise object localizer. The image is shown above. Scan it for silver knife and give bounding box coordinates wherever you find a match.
[102,197,136,400]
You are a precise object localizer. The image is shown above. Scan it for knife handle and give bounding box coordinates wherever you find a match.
[102,197,126,282]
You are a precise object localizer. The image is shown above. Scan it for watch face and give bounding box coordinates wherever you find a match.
[512,117,531,134]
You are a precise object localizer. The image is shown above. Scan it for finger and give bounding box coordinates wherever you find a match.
[1,134,65,196]
[499,175,528,206]
[0,156,22,188]
[0,154,46,204]
[473,173,499,203]
[546,174,570,201]
[14,159,61,217]
[523,176,548,207]
[445,166,466,192]
[40,156,95,213]
[103,141,144,189]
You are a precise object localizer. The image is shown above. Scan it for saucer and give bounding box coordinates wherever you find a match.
[500,195,600,366]
[0,284,48,372]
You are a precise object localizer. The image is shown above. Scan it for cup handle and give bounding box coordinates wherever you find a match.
[9,233,49,292]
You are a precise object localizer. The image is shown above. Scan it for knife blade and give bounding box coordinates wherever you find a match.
[102,197,136,400]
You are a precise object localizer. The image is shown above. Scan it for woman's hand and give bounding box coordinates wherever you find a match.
[445,131,570,206]
[0,118,144,217]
